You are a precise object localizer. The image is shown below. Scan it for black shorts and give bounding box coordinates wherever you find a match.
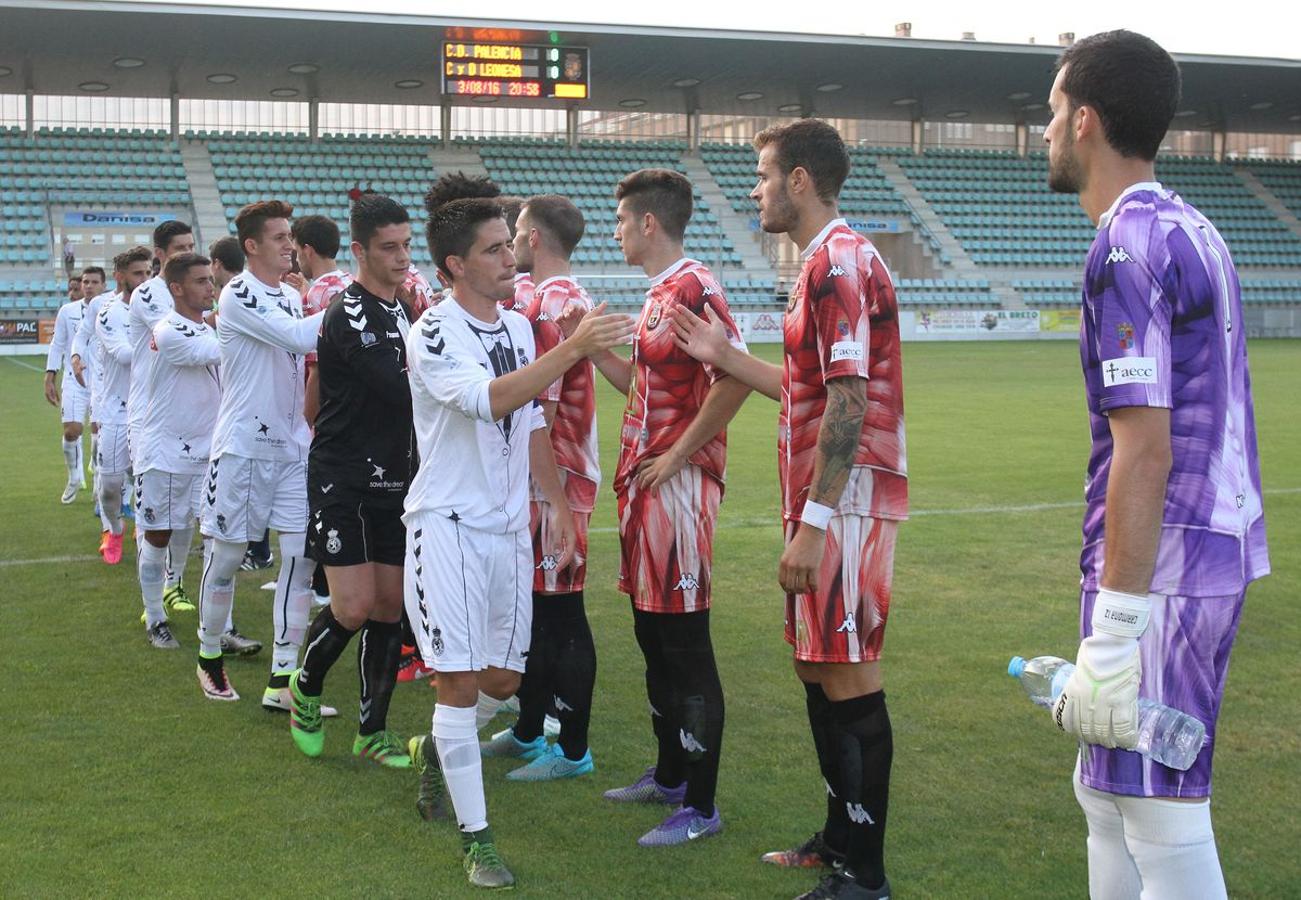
[306,498,406,567]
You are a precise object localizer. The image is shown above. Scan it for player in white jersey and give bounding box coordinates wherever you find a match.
[128,221,199,607]
[45,267,105,503]
[132,253,219,648]
[403,198,633,888]
[195,200,326,703]
[73,281,116,516]
[93,248,153,565]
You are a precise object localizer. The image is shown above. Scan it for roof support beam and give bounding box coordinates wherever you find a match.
[25,90,34,138]
[1213,130,1226,163]
[911,118,923,155]
[309,98,318,141]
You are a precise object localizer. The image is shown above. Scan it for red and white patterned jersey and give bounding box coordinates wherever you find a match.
[302,268,353,365]
[524,275,599,511]
[501,272,534,312]
[781,219,908,524]
[404,264,439,316]
[615,258,746,496]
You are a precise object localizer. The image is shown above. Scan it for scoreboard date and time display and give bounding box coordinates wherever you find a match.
[442,40,590,100]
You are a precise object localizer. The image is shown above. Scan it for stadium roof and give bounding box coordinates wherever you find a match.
[2,0,1299,133]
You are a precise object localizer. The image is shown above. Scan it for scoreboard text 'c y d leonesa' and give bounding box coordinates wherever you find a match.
[441,42,590,100]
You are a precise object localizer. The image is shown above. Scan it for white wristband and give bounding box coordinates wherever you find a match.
[800,500,835,530]
[1091,587,1152,639]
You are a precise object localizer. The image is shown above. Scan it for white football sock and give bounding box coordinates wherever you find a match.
[138,541,168,627]
[198,538,245,656]
[1075,761,1143,899]
[165,526,193,588]
[271,532,315,674]
[98,472,124,534]
[75,438,85,484]
[62,438,79,482]
[475,691,506,731]
[433,703,488,833]
[1119,793,1224,900]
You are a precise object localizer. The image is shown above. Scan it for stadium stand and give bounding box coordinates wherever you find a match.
[895,277,996,307]
[4,126,1301,315]
[468,137,740,269]
[1241,158,1301,222]
[898,147,1301,269]
[203,131,440,268]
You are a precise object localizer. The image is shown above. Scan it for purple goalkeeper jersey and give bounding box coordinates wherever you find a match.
[1078,182,1270,598]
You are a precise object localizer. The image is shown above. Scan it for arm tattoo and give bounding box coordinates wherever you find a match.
[813,379,867,504]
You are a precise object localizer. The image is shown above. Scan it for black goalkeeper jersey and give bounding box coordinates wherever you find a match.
[308,281,415,507]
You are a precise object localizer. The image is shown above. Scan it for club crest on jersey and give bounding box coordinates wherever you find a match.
[143,507,155,523]
[430,626,444,656]
[1116,322,1135,350]
[360,331,377,346]
[646,301,662,330]
[326,528,342,555]
[216,513,227,533]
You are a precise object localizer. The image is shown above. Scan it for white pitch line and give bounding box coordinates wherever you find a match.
[4,356,46,373]
[3,489,1298,566]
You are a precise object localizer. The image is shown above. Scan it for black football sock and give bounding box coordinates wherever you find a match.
[805,680,849,856]
[830,690,892,891]
[549,592,597,760]
[357,618,403,736]
[297,606,357,697]
[662,609,725,818]
[512,594,553,743]
[633,605,684,789]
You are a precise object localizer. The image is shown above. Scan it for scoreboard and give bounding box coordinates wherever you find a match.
[442,42,590,100]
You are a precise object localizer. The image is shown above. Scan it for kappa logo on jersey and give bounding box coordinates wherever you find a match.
[675,572,700,591]
[1116,322,1135,350]
[828,265,846,277]
[1106,246,1133,264]
[679,729,707,754]
[836,612,857,634]
[325,528,342,555]
[1102,356,1158,387]
[538,554,558,572]
[846,803,875,825]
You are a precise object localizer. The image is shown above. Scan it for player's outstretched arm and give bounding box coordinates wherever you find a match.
[635,374,752,492]
[670,304,781,401]
[219,283,324,355]
[487,304,634,420]
[528,423,577,572]
[778,375,867,595]
[555,300,633,395]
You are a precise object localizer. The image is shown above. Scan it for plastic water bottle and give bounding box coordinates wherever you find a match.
[1007,655,1207,771]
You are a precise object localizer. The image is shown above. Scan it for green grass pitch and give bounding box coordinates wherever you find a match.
[1,339,1297,898]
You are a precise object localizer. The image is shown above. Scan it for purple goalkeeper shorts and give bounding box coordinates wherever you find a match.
[1077,589,1247,799]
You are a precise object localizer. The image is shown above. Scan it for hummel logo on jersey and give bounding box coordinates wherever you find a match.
[675,573,699,591]
[825,779,837,798]
[422,323,445,355]
[837,612,857,634]
[1106,247,1133,264]
[847,802,875,825]
[553,696,574,713]
[679,729,707,754]
[359,698,373,722]
[828,265,846,277]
